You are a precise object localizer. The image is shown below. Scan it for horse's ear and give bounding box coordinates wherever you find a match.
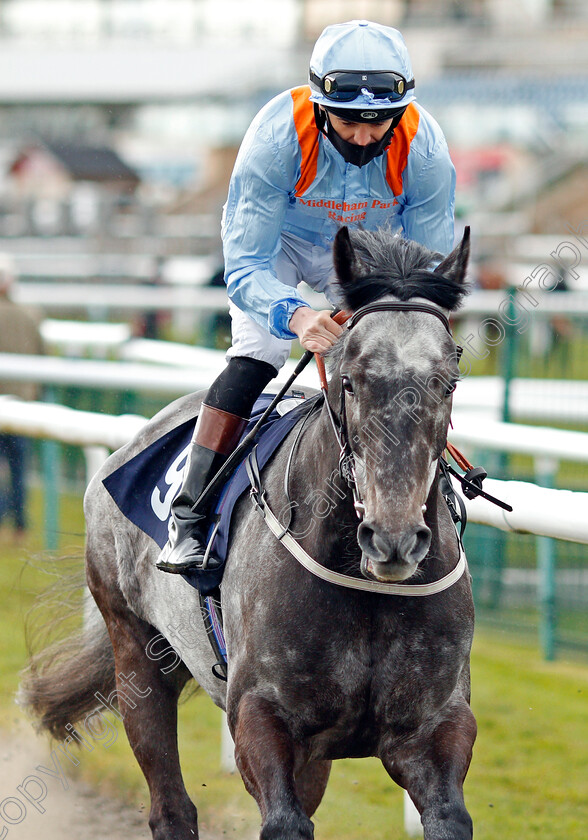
[434,226,470,285]
[333,226,358,295]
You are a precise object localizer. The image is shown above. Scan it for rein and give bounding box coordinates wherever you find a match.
[247,299,468,597]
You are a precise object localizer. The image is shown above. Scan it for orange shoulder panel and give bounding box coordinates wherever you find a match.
[291,86,320,198]
[385,102,420,197]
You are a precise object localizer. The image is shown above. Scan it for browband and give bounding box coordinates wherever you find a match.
[346,300,452,335]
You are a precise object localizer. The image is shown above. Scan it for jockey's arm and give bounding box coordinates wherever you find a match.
[222,108,310,341]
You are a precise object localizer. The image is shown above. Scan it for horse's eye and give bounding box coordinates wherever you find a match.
[342,375,355,396]
[445,380,458,397]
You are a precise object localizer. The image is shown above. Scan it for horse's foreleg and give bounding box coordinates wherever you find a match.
[381,702,477,840]
[295,760,332,818]
[232,693,314,840]
[89,570,198,840]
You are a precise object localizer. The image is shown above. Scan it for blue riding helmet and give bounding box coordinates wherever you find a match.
[309,20,416,114]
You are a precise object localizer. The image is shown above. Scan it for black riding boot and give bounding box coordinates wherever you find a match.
[156,356,278,579]
[156,404,247,575]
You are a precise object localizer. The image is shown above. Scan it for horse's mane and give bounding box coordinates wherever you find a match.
[337,227,469,313]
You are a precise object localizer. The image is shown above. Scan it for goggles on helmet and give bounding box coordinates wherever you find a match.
[309,69,415,103]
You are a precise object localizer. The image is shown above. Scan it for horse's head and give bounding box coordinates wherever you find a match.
[328,225,470,584]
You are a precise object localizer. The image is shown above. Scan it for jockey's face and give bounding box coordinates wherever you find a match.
[325,111,394,146]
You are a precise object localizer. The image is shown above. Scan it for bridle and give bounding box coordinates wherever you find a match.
[319,299,461,522]
[346,299,453,332]
[246,297,468,597]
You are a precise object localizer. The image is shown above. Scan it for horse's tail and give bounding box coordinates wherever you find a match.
[18,566,116,740]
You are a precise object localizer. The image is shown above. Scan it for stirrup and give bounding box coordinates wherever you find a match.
[157,553,206,574]
[157,521,221,575]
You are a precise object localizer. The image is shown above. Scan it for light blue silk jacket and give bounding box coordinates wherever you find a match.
[221,88,455,339]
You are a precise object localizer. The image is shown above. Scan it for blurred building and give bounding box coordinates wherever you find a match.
[9,141,140,199]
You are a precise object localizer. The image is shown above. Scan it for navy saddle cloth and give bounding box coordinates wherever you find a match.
[103,393,319,590]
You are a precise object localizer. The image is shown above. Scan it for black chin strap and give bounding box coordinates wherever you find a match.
[314,103,327,134]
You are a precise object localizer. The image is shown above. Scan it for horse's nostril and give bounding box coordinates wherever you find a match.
[357,522,388,561]
[402,526,432,564]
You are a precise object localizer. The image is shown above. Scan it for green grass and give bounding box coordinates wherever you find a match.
[464,326,588,384]
[2,490,588,839]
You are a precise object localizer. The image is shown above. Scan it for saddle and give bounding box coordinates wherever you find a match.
[103,392,319,683]
[102,392,319,579]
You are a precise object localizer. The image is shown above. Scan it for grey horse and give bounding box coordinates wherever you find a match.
[21,225,476,840]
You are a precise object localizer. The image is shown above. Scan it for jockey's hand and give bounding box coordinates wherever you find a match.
[289,307,344,354]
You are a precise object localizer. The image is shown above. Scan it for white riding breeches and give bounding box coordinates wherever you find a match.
[226,301,293,370]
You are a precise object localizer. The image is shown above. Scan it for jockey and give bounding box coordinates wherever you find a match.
[157,19,456,578]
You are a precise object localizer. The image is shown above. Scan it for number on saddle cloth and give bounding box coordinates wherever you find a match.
[102,394,315,580]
